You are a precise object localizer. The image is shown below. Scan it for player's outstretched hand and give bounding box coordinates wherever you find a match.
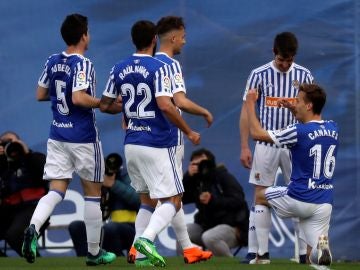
[187,131,201,145]
[278,99,296,115]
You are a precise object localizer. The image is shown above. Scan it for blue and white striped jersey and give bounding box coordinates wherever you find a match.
[154,52,185,146]
[102,53,177,148]
[154,52,186,94]
[268,120,339,204]
[243,61,314,146]
[38,52,99,143]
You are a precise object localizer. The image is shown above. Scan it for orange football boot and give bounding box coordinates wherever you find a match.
[183,247,213,264]
[127,246,137,264]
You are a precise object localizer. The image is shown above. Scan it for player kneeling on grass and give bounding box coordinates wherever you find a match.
[245,83,337,266]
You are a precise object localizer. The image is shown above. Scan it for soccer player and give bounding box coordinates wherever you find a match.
[21,14,116,265]
[126,16,213,265]
[100,20,200,267]
[245,83,337,266]
[239,32,314,264]
[155,16,213,263]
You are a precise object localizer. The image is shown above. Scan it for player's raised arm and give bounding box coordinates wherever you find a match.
[245,89,273,143]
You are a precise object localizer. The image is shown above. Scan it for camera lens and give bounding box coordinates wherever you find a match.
[4,142,25,161]
[105,153,122,170]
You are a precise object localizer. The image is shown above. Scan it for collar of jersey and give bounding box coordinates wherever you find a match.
[155,52,170,58]
[133,53,152,57]
[270,60,295,74]
[62,51,83,57]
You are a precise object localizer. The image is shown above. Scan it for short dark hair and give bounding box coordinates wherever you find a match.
[299,83,326,115]
[273,32,298,58]
[61,13,88,46]
[0,131,20,140]
[131,20,156,50]
[190,148,216,164]
[156,16,185,36]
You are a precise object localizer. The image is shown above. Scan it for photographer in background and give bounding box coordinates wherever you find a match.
[69,153,140,257]
[179,148,249,257]
[0,131,48,256]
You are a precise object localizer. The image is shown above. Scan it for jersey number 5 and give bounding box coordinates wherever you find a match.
[55,80,69,115]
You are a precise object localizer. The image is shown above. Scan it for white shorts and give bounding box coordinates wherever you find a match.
[175,144,184,178]
[265,186,332,248]
[43,139,104,182]
[125,144,184,199]
[249,143,291,186]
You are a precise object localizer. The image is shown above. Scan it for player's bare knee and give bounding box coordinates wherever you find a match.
[254,185,268,205]
[160,195,182,211]
[82,180,102,197]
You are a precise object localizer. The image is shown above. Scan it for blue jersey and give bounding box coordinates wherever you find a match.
[269,120,339,204]
[244,61,314,147]
[38,52,99,143]
[154,52,185,146]
[102,53,176,148]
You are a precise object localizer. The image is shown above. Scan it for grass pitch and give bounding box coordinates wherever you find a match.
[0,256,359,270]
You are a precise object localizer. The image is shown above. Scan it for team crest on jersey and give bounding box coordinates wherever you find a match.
[292,80,300,89]
[77,71,86,83]
[255,172,261,181]
[134,59,140,64]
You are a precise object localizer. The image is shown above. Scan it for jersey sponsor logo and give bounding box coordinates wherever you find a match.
[77,71,86,83]
[127,119,151,132]
[307,178,333,190]
[52,120,74,128]
[265,97,296,107]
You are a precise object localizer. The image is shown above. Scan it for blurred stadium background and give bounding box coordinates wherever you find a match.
[0,0,358,261]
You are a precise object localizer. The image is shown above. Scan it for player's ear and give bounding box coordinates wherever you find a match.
[306,102,313,112]
[151,36,157,45]
[81,32,88,43]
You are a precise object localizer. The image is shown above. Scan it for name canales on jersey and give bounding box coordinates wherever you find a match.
[307,127,338,140]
